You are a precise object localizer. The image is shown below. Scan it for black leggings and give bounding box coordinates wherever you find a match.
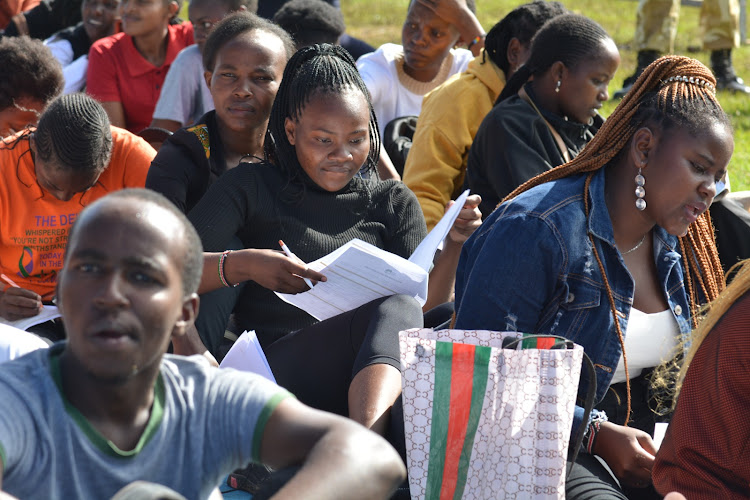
[264,294,423,417]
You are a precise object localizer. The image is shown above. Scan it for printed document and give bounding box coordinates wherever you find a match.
[275,190,470,320]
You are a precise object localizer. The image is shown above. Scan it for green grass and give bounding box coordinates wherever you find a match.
[341,0,750,189]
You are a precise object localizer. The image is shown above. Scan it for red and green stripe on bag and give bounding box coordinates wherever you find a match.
[424,336,566,499]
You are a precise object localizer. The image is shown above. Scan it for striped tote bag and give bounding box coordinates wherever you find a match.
[398,328,584,500]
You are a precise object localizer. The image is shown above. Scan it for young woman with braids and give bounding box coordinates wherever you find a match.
[652,260,750,498]
[454,55,731,499]
[0,93,154,337]
[403,0,567,230]
[466,13,620,219]
[187,44,481,439]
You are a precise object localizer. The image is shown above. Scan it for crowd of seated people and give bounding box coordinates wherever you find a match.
[0,0,748,499]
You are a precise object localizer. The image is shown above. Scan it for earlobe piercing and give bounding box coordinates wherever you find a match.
[555,80,561,93]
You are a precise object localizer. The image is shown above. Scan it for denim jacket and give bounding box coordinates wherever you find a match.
[455,169,692,437]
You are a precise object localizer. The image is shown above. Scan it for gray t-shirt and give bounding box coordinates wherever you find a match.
[152,44,215,126]
[0,344,290,500]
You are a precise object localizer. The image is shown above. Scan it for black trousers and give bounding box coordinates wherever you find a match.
[265,294,423,417]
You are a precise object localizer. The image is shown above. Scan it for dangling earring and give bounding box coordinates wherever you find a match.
[555,80,561,93]
[635,164,646,211]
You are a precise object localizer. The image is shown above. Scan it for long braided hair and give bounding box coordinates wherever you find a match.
[496,13,612,104]
[265,43,380,203]
[482,0,567,76]
[504,56,728,421]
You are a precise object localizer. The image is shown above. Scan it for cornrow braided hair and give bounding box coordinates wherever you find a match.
[496,13,612,104]
[504,55,728,424]
[265,43,380,204]
[483,0,567,75]
[35,93,112,174]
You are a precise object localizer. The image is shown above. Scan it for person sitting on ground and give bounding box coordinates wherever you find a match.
[147,12,294,214]
[356,0,479,139]
[187,44,481,447]
[651,260,750,498]
[86,0,193,134]
[466,13,620,219]
[0,93,154,339]
[0,188,407,500]
[403,0,566,230]
[44,0,121,95]
[0,36,62,137]
[150,0,256,133]
[356,0,482,179]
[455,55,731,499]
[272,0,345,50]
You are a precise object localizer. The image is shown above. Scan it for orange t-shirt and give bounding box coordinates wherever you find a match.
[0,126,155,297]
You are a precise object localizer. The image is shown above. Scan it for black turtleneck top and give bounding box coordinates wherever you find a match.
[188,162,427,345]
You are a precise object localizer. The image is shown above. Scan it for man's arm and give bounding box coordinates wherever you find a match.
[260,398,406,499]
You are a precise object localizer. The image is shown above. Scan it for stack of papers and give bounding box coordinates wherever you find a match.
[276,190,470,321]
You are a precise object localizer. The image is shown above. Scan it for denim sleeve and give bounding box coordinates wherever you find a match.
[455,211,565,335]
[572,407,608,453]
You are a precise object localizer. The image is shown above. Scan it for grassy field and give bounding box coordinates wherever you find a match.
[340,0,750,189]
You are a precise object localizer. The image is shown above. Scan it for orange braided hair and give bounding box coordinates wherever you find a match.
[505,56,726,425]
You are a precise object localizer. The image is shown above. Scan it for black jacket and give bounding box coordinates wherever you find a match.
[466,84,603,218]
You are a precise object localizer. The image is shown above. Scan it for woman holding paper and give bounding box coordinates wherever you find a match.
[188,44,480,437]
[455,56,730,499]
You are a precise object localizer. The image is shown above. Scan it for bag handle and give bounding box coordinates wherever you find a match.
[501,334,597,477]
[517,87,571,163]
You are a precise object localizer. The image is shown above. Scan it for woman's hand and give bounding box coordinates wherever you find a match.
[446,194,482,245]
[414,0,484,53]
[593,421,657,489]
[245,249,327,294]
[0,287,43,320]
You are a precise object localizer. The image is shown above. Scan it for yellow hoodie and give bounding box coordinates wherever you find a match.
[403,51,505,230]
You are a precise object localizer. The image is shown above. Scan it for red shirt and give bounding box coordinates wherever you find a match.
[86,23,194,134]
[653,292,750,498]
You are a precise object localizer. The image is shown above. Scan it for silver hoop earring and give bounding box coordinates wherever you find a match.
[635,168,646,211]
[555,80,561,93]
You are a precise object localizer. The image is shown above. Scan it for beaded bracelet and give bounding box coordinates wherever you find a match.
[468,35,484,49]
[218,250,238,288]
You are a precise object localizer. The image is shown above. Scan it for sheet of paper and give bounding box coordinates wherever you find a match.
[408,189,470,271]
[219,330,276,383]
[653,422,668,450]
[276,239,428,321]
[0,305,61,331]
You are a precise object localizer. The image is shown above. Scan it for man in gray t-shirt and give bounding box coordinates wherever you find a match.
[0,188,406,500]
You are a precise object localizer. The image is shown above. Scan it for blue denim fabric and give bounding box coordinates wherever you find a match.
[455,169,692,436]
